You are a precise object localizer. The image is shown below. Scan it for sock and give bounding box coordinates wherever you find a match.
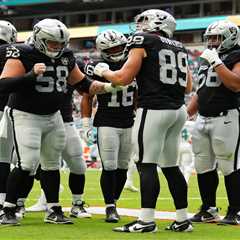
[100,169,116,204]
[138,163,159,208]
[72,194,83,205]
[197,169,218,208]
[0,193,6,206]
[69,172,85,195]
[224,169,240,210]
[5,167,30,204]
[176,208,188,222]
[114,168,127,201]
[40,170,60,203]
[139,208,155,222]
[18,175,34,200]
[0,163,10,195]
[47,202,60,209]
[162,166,188,209]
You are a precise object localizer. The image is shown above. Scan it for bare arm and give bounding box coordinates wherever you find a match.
[68,64,121,95]
[185,68,193,94]
[81,93,93,118]
[187,94,198,117]
[102,48,145,85]
[0,59,26,78]
[214,62,240,92]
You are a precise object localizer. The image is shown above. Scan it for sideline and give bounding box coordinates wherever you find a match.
[61,206,197,220]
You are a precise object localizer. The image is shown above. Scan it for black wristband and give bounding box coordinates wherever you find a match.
[73,76,93,94]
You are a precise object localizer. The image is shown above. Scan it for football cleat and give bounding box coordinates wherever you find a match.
[44,206,73,224]
[113,220,157,233]
[190,206,220,223]
[70,201,92,218]
[124,184,139,192]
[218,207,240,225]
[0,207,20,226]
[165,219,193,232]
[105,206,120,223]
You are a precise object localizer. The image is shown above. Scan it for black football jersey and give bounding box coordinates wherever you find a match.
[197,46,240,116]
[82,59,136,128]
[6,44,76,114]
[0,44,11,111]
[126,32,188,110]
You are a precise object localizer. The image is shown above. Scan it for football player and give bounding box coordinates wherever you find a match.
[26,62,91,217]
[0,20,17,214]
[93,9,193,232]
[0,18,123,226]
[81,29,137,223]
[187,20,240,225]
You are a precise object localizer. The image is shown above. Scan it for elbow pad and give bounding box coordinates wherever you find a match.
[73,76,93,93]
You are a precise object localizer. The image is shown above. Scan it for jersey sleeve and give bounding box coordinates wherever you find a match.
[224,49,240,69]
[83,60,102,81]
[65,50,76,72]
[5,44,33,71]
[125,32,152,51]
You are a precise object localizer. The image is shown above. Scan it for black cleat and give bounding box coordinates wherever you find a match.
[165,219,193,232]
[218,207,240,225]
[70,201,92,218]
[190,206,220,223]
[113,220,157,233]
[0,207,20,226]
[105,206,120,223]
[44,206,73,224]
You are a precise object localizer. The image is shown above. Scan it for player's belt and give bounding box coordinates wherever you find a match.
[200,110,228,117]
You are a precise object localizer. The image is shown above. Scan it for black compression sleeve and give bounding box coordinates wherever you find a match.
[72,76,93,94]
[0,70,36,93]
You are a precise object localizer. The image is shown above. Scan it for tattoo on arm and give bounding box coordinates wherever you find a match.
[89,81,107,95]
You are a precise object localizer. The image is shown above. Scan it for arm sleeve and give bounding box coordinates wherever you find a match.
[0,70,36,93]
[72,76,93,94]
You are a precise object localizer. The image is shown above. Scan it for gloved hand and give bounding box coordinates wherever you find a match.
[200,48,223,68]
[81,117,92,143]
[104,83,126,93]
[94,62,109,77]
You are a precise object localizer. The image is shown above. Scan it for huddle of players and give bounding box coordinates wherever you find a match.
[0,7,240,234]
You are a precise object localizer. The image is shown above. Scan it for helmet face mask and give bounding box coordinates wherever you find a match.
[204,20,240,53]
[134,9,176,38]
[96,29,127,62]
[33,19,70,58]
[0,20,17,44]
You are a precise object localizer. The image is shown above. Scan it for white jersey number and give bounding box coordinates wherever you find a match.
[35,66,68,93]
[159,49,188,87]
[108,82,136,107]
[198,67,221,89]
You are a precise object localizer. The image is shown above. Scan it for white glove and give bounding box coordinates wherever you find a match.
[81,117,92,143]
[94,62,109,77]
[200,48,223,68]
[104,83,126,93]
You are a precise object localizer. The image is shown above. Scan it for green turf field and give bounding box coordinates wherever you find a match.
[0,169,239,240]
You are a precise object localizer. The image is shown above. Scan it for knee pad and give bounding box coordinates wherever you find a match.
[118,158,130,170]
[218,160,234,176]
[102,159,117,171]
[51,129,66,151]
[66,156,87,175]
